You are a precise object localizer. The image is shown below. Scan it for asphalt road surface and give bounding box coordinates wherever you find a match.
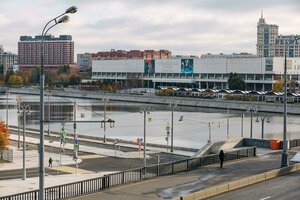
[209,170,300,200]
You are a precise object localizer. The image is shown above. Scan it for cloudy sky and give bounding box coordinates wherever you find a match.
[1,0,300,58]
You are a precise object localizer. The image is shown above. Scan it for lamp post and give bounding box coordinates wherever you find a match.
[255,113,270,139]
[17,103,30,180]
[140,106,150,169]
[39,6,77,200]
[6,89,9,128]
[165,122,170,152]
[241,108,244,138]
[103,96,108,143]
[282,39,289,167]
[169,101,177,152]
[16,96,22,149]
[47,90,51,135]
[226,108,229,140]
[248,105,257,138]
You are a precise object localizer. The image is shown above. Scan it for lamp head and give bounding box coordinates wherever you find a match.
[65,6,77,14]
[58,15,69,24]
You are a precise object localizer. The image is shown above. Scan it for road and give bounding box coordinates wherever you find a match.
[209,170,300,200]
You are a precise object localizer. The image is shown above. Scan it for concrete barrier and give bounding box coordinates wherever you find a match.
[180,163,300,200]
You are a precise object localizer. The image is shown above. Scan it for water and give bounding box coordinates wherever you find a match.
[1,93,300,149]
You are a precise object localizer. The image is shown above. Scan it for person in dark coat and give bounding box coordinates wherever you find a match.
[49,157,53,167]
[219,150,225,168]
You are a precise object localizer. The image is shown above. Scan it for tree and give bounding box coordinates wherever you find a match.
[0,64,4,75]
[0,121,9,151]
[4,70,15,84]
[8,75,24,86]
[273,78,284,92]
[228,72,246,90]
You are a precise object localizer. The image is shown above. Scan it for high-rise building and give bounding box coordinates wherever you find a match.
[256,12,279,57]
[77,53,92,71]
[0,46,18,74]
[18,35,74,70]
[257,13,300,58]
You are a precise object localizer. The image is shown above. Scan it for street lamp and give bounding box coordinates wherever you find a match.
[248,105,257,138]
[165,122,170,152]
[39,6,77,200]
[47,90,51,135]
[16,95,22,149]
[6,89,9,128]
[140,106,150,169]
[103,96,108,143]
[169,101,177,152]
[17,103,30,180]
[240,107,245,138]
[255,113,270,139]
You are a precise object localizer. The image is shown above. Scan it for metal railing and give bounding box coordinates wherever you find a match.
[0,147,256,200]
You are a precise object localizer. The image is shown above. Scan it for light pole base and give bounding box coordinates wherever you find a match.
[281,152,289,168]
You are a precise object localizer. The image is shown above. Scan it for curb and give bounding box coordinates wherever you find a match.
[176,163,300,200]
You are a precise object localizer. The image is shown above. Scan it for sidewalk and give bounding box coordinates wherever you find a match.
[71,150,297,200]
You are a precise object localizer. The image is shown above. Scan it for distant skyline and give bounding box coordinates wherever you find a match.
[2,0,300,57]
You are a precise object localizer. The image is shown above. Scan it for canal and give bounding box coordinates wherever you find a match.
[1,93,300,149]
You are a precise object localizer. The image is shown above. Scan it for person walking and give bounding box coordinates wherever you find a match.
[219,149,225,168]
[49,157,53,167]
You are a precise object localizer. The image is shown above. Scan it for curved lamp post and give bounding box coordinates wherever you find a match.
[39,6,77,200]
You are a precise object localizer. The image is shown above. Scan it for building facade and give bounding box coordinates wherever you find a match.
[77,53,92,72]
[18,35,74,70]
[256,13,278,57]
[0,46,18,74]
[92,49,172,60]
[257,13,300,58]
[91,55,300,91]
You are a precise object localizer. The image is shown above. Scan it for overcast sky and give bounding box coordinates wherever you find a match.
[1,0,300,57]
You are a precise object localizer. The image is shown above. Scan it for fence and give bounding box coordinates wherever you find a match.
[0,147,256,200]
[0,148,13,162]
[290,139,300,148]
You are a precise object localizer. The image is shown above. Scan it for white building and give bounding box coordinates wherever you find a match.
[92,55,300,91]
[0,48,18,74]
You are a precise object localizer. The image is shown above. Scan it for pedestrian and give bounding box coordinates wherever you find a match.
[219,149,225,168]
[49,157,53,167]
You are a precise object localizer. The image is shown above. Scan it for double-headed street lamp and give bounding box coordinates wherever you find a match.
[17,103,30,180]
[248,105,257,138]
[140,106,150,169]
[16,95,22,149]
[169,100,177,152]
[255,113,270,139]
[39,6,77,200]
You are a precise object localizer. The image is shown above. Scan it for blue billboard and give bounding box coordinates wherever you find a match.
[181,59,193,74]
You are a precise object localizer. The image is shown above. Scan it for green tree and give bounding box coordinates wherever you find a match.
[4,70,14,84]
[228,72,246,90]
[69,74,81,85]
[0,65,4,75]
[29,67,40,84]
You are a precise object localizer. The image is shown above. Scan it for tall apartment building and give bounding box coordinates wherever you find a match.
[18,35,74,70]
[256,12,278,57]
[0,46,18,74]
[92,49,172,60]
[77,53,92,71]
[257,13,300,58]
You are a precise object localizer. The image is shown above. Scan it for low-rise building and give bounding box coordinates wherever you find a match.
[92,55,300,91]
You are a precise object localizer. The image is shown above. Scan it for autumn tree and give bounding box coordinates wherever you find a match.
[8,75,24,86]
[0,121,9,152]
[273,79,284,92]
